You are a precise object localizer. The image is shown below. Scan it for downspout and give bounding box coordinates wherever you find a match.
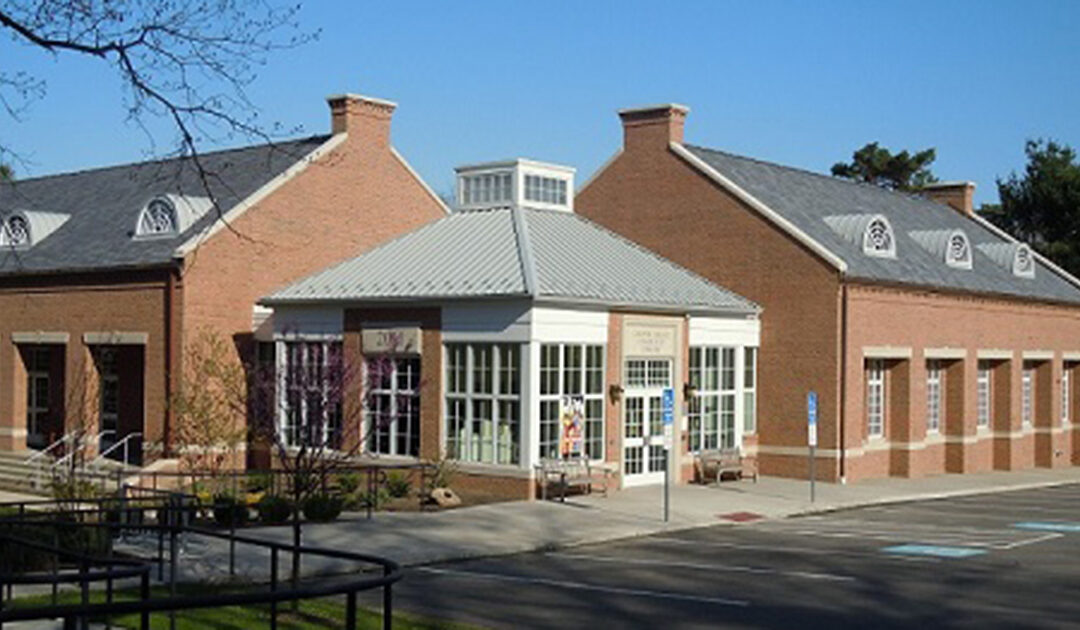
[839,282,848,483]
[163,265,178,458]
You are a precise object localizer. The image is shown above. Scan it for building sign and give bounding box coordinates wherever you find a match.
[560,395,584,458]
[623,322,677,358]
[362,327,421,355]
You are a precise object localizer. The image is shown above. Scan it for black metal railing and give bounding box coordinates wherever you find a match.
[0,492,402,630]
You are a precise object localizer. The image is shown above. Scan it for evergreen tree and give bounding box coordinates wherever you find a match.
[832,142,938,191]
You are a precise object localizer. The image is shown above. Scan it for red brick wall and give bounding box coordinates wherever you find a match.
[0,270,170,451]
[577,135,843,481]
[843,283,1080,480]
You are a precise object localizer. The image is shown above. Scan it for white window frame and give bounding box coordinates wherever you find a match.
[1063,366,1071,426]
[689,347,738,451]
[866,359,886,438]
[367,356,421,457]
[539,343,605,461]
[26,347,51,448]
[977,361,992,429]
[926,360,942,434]
[743,347,757,435]
[279,339,344,449]
[445,343,522,465]
[862,216,896,259]
[135,197,178,237]
[1021,363,1035,428]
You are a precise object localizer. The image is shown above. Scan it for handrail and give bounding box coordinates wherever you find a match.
[91,431,141,469]
[25,429,79,466]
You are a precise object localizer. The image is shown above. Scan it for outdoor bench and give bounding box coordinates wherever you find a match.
[695,447,758,485]
[535,457,614,501]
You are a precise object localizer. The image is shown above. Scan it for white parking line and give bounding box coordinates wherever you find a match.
[996,532,1064,550]
[413,567,750,607]
[646,536,941,563]
[547,552,857,582]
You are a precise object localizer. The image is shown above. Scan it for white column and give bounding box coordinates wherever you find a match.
[522,340,541,473]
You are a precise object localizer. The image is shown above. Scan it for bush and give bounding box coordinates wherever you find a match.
[336,472,362,495]
[385,471,411,499]
[357,487,389,510]
[212,494,248,527]
[245,472,274,494]
[302,494,343,522]
[256,495,293,525]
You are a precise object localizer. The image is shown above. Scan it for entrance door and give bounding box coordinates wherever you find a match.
[623,358,672,486]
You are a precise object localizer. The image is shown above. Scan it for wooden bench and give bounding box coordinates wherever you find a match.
[695,447,757,485]
[535,457,614,501]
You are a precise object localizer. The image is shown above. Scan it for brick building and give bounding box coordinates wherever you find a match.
[262,158,760,498]
[0,93,446,465]
[576,103,1080,482]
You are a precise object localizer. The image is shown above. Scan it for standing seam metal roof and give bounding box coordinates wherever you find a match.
[264,207,758,314]
[683,144,1080,305]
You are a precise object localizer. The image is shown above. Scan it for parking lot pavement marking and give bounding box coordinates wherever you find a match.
[546,552,857,583]
[1012,522,1080,533]
[413,567,750,608]
[881,545,987,559]
[996,532,1064,549]
[648,536,941,562]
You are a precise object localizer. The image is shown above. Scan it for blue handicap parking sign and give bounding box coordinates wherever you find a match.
[662,387,675,425]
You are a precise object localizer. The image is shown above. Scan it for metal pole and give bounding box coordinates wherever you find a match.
[382,564,393,630]
[663,449,670,522]
[270,547,279,630]
[809,444,816,503]
[346,592,358,630]
[169,497,178,630]
[139,571,150,630]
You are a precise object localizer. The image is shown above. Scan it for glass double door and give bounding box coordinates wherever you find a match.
[622,358,673,487]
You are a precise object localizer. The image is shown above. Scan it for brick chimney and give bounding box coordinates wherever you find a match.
[617,103,690,151]
[327,93,397,146]
[923,181,975,217]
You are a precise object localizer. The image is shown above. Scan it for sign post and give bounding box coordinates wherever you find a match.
[807,391,818,503]
[662,387,675,522]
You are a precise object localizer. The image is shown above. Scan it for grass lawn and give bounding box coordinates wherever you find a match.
[11,585,480,630]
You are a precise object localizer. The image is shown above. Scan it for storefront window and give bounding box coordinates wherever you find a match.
[367,357,421,457]
[539,343,605,460]
[743,347,757,434]
[445,344,521,465]
[282,341,344,449]
[689,347,737,451]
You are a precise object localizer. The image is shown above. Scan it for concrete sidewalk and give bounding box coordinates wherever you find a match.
[157,465,1080,581]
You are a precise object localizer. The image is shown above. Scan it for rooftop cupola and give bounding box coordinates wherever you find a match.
[454,158,575,213]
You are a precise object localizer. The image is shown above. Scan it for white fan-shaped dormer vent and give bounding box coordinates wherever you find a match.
[946,230,973,269]
[0,210,70,248]
[976,241,1037,279]
[1013,244,1035,278]
[134,194,214,238]
[823,213,896,259]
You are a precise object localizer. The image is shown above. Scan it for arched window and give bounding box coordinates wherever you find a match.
[946,230,972,269]
[1013,244,1035,278]
[862,217,896,258]
[3,214,30,247]
[136,198,177,237]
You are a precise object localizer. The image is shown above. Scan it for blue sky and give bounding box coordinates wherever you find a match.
[4,1,1079,206]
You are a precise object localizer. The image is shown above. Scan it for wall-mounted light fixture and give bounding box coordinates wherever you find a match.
[683,382,697,400]
[609,383,624,404]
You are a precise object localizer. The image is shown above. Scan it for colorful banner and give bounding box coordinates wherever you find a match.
[559,394,584,458]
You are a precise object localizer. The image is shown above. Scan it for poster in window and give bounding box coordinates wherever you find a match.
[560,395,584,458]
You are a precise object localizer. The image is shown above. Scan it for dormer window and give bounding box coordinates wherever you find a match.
[946,230,973,269]
[136,198,178,237]
[3,215,30,247]
[462,173,512,206]
[862,217,896,258]
[1014,244,1035,278]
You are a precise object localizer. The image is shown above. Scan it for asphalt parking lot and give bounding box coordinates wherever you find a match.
[387,483,1080,629]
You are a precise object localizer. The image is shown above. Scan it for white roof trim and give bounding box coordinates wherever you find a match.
[173,133,348,258]
[670,142,847,273]
[924,347,967,360]
[391,147,450,215]
[977,349,1014,361]
[970,211,1080,290]
[863,345,912,359]
[576,148,623,196]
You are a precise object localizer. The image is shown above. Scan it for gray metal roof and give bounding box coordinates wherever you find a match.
[264,207,758,314]
[0,136,330,275]
[684,145,1080,305]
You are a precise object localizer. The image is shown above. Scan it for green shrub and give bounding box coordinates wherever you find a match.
[336,471,362,495]
[385,471,411,499]
[357,487,389,510]
[256,495,293,525]
[302,494,343,522]
[245,472,274,494]
[212,494,248,527]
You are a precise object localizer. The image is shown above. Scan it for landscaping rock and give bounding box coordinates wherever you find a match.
[430,487,461,508]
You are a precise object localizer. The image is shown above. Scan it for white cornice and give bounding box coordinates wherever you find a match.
[669,142,848,273]
[173,133,349,259]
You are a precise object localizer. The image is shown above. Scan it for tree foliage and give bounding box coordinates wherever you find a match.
[981,139,1080,276]
[831,142,939,191]
[0,1,315,214]
[0,163,11,182]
